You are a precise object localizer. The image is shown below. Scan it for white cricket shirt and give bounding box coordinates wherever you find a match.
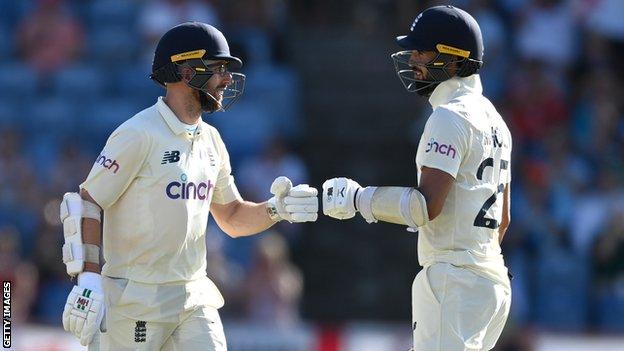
[81,97,241,316]
[415,75,512,287]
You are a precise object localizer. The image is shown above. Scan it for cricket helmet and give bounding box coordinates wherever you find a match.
[391,5,484,96]
[150,22,245,111]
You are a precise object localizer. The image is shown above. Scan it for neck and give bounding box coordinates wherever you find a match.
[163,89,201,125]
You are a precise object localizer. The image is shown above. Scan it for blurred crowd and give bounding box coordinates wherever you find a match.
[0,0,623,348]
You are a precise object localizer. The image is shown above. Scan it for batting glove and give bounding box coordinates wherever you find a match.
[267,176,318,223]
[322,177,362,220]
[62,272,105,346]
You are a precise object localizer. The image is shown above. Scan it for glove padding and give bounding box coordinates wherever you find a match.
[63,285,105,346]
[322,177,362,219]
[267,176,318,222]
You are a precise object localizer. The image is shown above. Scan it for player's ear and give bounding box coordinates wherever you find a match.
[177,65,194,83]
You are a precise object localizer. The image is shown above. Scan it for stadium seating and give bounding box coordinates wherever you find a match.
[0,62,39,99]
[52,64,107,99]
[87,0,138,28]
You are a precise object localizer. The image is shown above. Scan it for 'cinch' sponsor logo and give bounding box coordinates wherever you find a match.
[95,154,120,174]
[166,173,214,200]
[425,138,456,158]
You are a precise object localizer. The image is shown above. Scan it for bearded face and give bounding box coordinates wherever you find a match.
[178,60,245,113]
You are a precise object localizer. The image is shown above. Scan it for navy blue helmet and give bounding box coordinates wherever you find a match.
[150,22,245,111]
[391,5,484,96]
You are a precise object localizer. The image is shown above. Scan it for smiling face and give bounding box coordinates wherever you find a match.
[167,57,245,114]
[201,61,233,104]
[175,59,236,113]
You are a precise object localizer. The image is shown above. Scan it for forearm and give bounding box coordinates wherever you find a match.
[498,218,509,244]
[80,189,102,274]
[498,183,510,244]
[82,218,101,273]
[216,201,276,237]
[498,227,507,244]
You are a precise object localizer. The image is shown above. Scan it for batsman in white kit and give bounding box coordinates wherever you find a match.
[59,22,318,350]
[322,6,512,351]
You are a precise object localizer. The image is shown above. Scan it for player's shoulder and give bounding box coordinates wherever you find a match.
[108,105,156,140]
[428,103,473,134]
[439,94,507,131]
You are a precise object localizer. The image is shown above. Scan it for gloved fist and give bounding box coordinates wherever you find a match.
[62,273,105,346]
[322,177,362,220]
[267,176,318,223]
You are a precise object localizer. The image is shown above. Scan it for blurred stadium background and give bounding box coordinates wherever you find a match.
[1,0,623,350]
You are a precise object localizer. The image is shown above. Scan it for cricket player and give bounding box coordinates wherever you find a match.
[59,22,318,350]
[322,6,512,351]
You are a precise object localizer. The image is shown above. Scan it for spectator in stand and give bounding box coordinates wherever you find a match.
[0,226,38,323]
[0,129,41,252]
[237,137,309,203]
[48,140,96,194]
[505,61,568,151]
[467,0,509,102]
[205,224,246,317]
[31,221,73,325]
[593,208,624,289]
[16,0,84,74]
[243,232,303,326]
[516,0,576,70]
[572,69,623,157]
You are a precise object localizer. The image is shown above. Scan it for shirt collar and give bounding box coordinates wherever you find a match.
[428,74,483,109]
[156,97,203,136]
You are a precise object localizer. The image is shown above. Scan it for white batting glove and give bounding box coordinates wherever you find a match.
[267,176,318,223]
[322,177,362,220]
[62,272,105,346]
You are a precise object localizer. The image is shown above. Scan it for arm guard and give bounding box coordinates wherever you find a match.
[356,186,429,231]
[60,192,102,277]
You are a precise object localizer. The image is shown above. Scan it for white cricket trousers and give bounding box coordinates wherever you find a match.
[412,263,511,351]
[88,305,226,351]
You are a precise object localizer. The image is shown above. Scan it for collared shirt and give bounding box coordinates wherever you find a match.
[81,97,242,316]
[415,75,513,287]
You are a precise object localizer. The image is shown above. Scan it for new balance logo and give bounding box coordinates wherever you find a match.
[134,321,146,343]
[161,150,180,164]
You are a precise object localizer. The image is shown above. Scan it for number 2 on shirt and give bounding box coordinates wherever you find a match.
[474,157,508,229]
